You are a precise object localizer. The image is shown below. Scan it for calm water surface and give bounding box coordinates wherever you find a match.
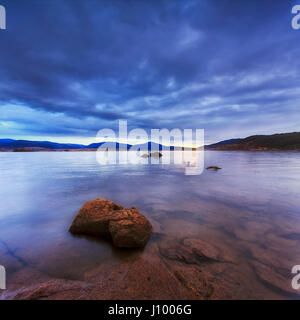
[0,151,300,299]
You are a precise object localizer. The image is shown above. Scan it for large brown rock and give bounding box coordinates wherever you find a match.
[69,198,152,248]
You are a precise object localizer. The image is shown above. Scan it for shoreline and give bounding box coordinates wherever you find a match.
[1,148,300,152]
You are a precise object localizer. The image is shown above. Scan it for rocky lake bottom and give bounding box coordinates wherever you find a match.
[0,151,300,299]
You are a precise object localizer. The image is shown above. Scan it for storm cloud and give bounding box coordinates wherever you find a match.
[0,0,300,143]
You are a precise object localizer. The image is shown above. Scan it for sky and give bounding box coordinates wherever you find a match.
[0,0,300,145]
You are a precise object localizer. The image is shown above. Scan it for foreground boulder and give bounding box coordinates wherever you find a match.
[69,198,152,248]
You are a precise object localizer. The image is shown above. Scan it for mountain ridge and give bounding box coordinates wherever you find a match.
[0,139,180,151]
[1,132,300,151]
[205,132,300,151]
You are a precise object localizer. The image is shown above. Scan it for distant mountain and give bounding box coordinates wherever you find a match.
[3,132,298,152]
[87,142,132,150]
[205,132,300,151]
[132,142,184,151]
[0,139,85,150]
[205,138,243,149]
[131,141,162,151]
[86,141,184,151]
[0,139,180,151]
[0,139,15,143]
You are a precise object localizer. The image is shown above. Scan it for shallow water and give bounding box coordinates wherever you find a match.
[0,151,300,299]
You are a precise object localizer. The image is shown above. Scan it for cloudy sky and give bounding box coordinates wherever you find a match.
[0,0,300,145]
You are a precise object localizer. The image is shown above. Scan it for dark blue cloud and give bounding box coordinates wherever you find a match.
[0,0,300,143]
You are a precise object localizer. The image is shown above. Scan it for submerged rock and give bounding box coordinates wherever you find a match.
[159,238,221,264]
[2,248,216,300]
[252,261,300,297]
[69,198,152,248]
[183,238,220,261]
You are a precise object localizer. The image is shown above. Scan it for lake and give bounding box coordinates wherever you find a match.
[0,151,300,299]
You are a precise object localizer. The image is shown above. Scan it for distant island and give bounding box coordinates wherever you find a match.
[1,132,300,152]
[205,132,300,151]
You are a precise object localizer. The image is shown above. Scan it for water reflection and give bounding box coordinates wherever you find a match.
[0,151,300,299]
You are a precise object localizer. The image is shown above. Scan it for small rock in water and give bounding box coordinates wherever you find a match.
[150,152,163,158]
[69,198,152,248]
[141,152,163,158]
[206,166,222,170]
